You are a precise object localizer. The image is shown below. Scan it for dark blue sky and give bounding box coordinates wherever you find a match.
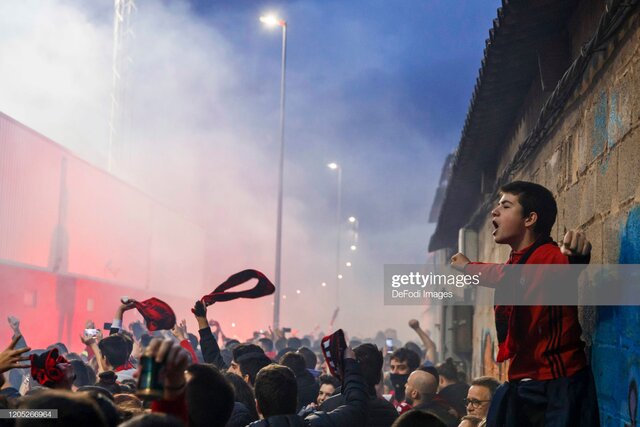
[176,0,503,330]
[183,0,501,251]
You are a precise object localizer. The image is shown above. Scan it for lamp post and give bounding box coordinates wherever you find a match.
[327,162,342,308]
[348,216,359,252]
[261,14,287,329]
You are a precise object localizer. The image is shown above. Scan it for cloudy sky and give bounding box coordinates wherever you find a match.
[0,0,501,341]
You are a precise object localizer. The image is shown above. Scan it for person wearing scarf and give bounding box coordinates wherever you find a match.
[30,348,74,390]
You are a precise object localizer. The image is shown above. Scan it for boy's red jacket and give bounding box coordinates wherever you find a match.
[465,241,587,381]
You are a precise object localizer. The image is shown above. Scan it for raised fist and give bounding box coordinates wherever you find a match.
[450,252,470,271]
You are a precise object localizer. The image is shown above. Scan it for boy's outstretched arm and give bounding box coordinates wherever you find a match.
[451,252,508,287]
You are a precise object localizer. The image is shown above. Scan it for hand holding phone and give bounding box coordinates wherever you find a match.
[385,338,394,354]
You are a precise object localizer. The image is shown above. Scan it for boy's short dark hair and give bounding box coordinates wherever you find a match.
[70,360,95,387]
[390,348,421,372]
[224,372,259,421]
[500,181,557,237]
[436,358,458,382]
[17,389,107,427]
[286,337,301,350]
[186,364,234,427]
[297,346,317,369]
[279,352,307,376]
[233,344,272,386]
[470,376,501,397]
[354,344,384,388]
[254,364,297,418]
[81,388,120,427]
[98,335,130,368]
[319,374,341,388]
[258,338,274,353]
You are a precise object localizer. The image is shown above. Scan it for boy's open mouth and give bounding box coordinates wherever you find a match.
[492,220,499,235]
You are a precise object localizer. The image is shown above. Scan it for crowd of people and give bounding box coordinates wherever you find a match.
[0,181,600,427]
[0,300,501,427]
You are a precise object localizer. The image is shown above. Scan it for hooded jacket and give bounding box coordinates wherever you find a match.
[320,389,398,427]
[249,358,368,427]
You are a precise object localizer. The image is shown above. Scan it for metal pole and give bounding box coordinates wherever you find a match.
[335,166,342,308]
[273,23,287,330]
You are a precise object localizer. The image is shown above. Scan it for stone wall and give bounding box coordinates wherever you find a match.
[469,6,640,425]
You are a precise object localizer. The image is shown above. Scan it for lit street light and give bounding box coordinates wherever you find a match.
[348,216,359,254]
[260,14,288,329]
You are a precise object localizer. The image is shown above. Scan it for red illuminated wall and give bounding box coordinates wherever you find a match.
[0,112,216,351]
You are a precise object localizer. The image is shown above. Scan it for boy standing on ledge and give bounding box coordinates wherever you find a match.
[451,181,598,427]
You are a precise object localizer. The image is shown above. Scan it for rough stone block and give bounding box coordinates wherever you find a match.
[578,171,596,225]
[584,219,603,264]
[602,210,624,263]
[569,114,592,180]
[617,129,640,202]
[594,146,618,214]
[562,183,581,230]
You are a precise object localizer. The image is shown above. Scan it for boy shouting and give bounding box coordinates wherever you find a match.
[451,181,598,427]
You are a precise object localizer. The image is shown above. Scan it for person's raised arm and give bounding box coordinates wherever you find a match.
[7,316,27,350]
[408,319,437,364]
[452,252,509,287]
[309,345,368,426]
[192,300,227,368]
[0,335,30,374]
[172,319,198,364]
[80,330,107,373]
[110,298,136,335]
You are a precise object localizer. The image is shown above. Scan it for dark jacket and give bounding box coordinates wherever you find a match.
[226,402,256,427]
[198,326,228,369]
[296,370,320,412]
[438,382,469,418]
[412,396,459,427]
[249,358,368,427]
[320,389,398,427]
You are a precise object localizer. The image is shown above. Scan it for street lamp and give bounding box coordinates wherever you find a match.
[348,216,359,251]
[261,14,288,329]
[328,162,342,308]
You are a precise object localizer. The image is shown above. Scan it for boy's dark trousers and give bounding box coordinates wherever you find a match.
[486,367,599,427]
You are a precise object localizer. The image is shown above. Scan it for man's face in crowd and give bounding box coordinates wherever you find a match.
[466,385,492,418]
[317,383,336,405]
[491,192,530,246]
[229,360,242,377]
[390,358,409,374]
[403,372,417,405]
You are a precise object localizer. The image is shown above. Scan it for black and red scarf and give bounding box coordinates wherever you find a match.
[132,297,176,331]
[321,329,347,382]
[30,349,69,387]
[199,269,275,306]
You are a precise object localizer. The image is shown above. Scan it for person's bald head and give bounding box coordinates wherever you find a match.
[404,368,438,406]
